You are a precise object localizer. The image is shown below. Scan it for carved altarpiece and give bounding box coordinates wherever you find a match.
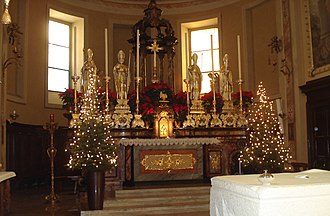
[128,0,178,88]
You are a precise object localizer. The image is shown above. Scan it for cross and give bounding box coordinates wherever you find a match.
[147,39,164,69]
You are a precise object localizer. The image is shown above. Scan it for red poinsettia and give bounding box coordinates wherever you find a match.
[201,91,224,113]
[231,90,254,110]
[173,91,188,124]
[58,88,83,111]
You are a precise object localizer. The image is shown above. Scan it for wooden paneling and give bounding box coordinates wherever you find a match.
[6,122,78,189]
[301,76,330,169]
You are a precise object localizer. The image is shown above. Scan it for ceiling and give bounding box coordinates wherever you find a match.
[60,0,238,15]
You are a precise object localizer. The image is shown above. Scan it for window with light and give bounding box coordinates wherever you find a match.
[190,27,220,94]
[48,20,70,92]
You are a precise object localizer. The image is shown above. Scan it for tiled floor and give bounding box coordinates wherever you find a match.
[10,182,82,216]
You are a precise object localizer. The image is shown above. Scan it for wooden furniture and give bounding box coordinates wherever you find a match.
[6,122,78,189]
[0,172,15,216]
[300,76,330,169]
[210,169,330,216]
[6,122,247,190]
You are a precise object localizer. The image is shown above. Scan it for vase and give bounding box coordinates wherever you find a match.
[86,170,105,210]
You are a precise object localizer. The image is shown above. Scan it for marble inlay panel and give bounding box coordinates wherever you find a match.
[134,145,203,182]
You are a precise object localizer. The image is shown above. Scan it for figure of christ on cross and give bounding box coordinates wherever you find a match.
[147,39,164,83]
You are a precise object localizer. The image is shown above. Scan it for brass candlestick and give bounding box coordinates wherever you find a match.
[104,76,111,113]
[132,76,145,128]
[44,118,59,205]
[238,79,244,113]
[184,79,190,114]
[71,75,80,114]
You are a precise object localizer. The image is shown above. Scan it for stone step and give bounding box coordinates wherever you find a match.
[81,186,210,216]
[115,186,210,199]
[81,203,209,216]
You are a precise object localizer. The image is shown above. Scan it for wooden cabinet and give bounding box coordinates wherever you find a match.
[6,122,78,189]
[301,76,330,169]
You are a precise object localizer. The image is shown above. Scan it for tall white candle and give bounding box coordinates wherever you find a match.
[211,34,214,74]
[136,29,140,78]
[237,35,242,80]
[73,26,77,76]
[105,28,109,77]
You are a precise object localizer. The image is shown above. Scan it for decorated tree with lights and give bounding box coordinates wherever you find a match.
[67,50,117,171]
[240,82,291,174]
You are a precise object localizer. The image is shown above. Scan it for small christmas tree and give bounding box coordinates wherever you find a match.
[240,82,291,173]
[67,50,117,171]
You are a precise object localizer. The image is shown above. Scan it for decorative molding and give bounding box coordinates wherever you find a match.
[58,0,239,15]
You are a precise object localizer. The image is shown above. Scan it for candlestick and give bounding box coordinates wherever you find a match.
[211,35,216,113]
[136,29,140,78]
[74,26,77,76]
[105,28,109,77]
[237,35,242,80]
[50,114,54,123]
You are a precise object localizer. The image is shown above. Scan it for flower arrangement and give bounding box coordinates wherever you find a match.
[231,90,254,111]
[201,91,224,113]
[128,82,174,127]
[172,91,188,125]
[58,88,83,111]
[98,88,117,110]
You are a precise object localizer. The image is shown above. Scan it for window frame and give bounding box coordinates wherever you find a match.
[188,25,220,94]
[47,18,72,93]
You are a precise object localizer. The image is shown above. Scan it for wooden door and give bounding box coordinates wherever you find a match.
[301,76,330,169]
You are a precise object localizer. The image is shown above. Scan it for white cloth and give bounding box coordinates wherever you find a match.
[118,137,221,146]
[210,169,330,216]
[0,171,16,183]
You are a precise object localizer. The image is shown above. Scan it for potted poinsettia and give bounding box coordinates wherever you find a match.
[58,88,83,112]
[201,91,224,113]
[231,90,254,112]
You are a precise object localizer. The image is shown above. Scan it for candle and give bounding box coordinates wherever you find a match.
[50,114,54,123]
[153,50,156,68]
[73,26,77,76]
[237,35,242,80]
[136,29,140,78]
[211,35,214,74]
[105,28,109,77]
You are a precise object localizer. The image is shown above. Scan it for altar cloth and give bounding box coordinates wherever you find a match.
[210,169,330,216]
[118,137,220,146]
[0,171,16,183]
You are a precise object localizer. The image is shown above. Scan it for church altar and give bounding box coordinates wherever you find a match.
[106,127,247,188]
[210,169,330,216]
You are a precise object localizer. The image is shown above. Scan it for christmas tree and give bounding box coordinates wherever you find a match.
[67,50,117,171]
[240,82,291,173]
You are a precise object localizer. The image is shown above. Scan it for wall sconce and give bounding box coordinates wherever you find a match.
[268,36,292,77]
[2,0,11,25]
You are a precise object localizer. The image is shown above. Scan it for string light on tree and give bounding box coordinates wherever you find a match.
[67,49,117,171]
[239,82,292,173]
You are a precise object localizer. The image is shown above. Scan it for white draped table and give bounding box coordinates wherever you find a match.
[210,169,330,216]
[0,171,16,215]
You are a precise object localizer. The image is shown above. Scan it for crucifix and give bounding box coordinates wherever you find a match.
[147,39,164,83]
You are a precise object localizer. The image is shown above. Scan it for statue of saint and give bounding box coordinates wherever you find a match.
[81,48,97,94]
[113,50,130,100]
[219,54,233,101]
[188,53,202,101]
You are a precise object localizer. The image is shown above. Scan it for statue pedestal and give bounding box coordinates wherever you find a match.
[114,99,131,114]
[190,99,205,114]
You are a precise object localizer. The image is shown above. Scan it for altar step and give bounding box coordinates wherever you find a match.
[81,186,210,216]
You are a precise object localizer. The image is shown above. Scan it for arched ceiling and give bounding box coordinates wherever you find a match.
[59,0,239,15]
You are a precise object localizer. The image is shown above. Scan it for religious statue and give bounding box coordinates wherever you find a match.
[81,48,97,94]
[113,50,131,100]
[188,53,202,101]
[219,54,233,101]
